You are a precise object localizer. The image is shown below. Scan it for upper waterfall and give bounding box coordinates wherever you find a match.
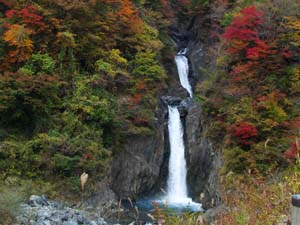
[175,49,193,97]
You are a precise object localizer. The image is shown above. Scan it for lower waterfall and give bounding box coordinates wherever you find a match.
[167,105,188,201]
[165,105,202,211]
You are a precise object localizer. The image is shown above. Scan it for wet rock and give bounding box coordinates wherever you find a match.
[161,96,183,106]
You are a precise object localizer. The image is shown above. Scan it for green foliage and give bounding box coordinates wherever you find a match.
[52,154,80,175]
[221,9,240,27]
[95,59,113,74]
[20,53,55,75]
[0,186,24,224]
[0,71,62,130]
[191,0,211,7]
[131,49,166,82]
[223,147,250,172]
[0,0,170,192]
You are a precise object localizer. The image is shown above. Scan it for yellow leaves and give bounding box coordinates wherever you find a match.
[108,49,128,68]
[56,32,76,48]
[287,66,300,94]
[282,16,300,47]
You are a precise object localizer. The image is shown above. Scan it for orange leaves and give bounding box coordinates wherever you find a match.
[246,40,276,60]
[227,39,248,54]
[98,0,143,34]
[1,4,47,68]
[3,24,33,64]
[116,0,143,34]
[3,24,32,48]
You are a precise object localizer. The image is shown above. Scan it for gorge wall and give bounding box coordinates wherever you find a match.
[110,5,225,209]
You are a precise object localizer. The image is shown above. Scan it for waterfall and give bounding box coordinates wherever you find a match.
[167,106,188,202]
[164,48,202,211]
[135,48,202,214]
[175,49,193,97]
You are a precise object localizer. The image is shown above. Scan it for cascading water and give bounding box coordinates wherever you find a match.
[164,49,202,210]
[175,48,193,97]
[167,106,188,202]
[135,48,201,215]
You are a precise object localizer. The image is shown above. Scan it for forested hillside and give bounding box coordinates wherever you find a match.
[0,0,172,183]
[0,1,173,222]
[1,0,300,224]
[196,0,300,223]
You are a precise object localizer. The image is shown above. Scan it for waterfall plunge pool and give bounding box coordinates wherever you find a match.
[135,196,203,213]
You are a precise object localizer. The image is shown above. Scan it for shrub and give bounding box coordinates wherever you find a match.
[0,186,24,224]
[228,121,258,146]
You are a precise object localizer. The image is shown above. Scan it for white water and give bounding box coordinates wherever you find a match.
[167,106,188,201]
[175,49,193,97]
[163,48,202,211]
[166,106,202,211]
[136,48,202,214]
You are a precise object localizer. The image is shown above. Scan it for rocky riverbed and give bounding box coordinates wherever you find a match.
[13,195,108,225]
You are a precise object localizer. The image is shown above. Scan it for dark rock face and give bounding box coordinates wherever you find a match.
[182,7,225,210]
[15,195,108,225]
[185,102,222,209]
[111,99,167,199]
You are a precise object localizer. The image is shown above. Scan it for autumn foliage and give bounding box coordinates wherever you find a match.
[228,122,258,145]
[223,6,278,83]
[5,5,46,32]
[201,1,300,175]
[0,0,168,185]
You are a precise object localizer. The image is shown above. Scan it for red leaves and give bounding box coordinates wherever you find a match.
[223,6,266,57]
[246,40,275,60]
[284,138,300,160]
[281,47,293,59]
[231,63,253,81]
[240,6,263,18]
[5,5,46,33]
[224,28,258,43]
[223,6,263,42]
[228,121,258,145]
[131,93,142,105]
[223,6,281,84]
[159,0,174,18]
